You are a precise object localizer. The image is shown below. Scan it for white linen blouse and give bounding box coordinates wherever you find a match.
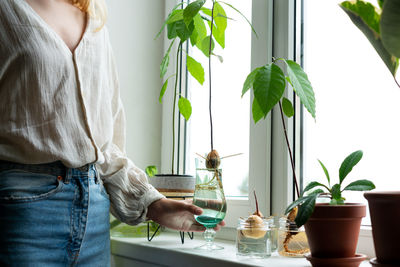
[0,0,164,225]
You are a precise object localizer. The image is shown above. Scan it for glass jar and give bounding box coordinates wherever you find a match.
[236,216,271,258]
[277,217,310,257]
[266,216,278,252]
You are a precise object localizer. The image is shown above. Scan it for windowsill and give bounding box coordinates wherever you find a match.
[111,231,373,267]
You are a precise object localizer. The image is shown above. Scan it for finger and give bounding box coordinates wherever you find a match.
[185,203,203,215]
[218,220,226,227]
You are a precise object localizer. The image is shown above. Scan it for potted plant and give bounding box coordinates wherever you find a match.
[340,1,400,265]
[150,0,254,195]
[285,150,375,266]
[242,57,316,256]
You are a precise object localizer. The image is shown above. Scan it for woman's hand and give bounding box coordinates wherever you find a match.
[147,198,225,232]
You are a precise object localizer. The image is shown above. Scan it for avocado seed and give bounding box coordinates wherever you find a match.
[241,215,267,239]
[206,150,221,169]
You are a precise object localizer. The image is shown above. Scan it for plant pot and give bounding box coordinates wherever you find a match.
[148,174,195,197]
[364,191,400,265]
[304,203,366,258]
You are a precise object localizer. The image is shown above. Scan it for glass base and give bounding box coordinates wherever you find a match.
[195,243,224,251]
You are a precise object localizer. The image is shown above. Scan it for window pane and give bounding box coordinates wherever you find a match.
[302,0,400,224]
[187,0,252,197]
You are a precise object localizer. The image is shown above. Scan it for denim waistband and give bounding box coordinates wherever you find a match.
[0,160,97,181]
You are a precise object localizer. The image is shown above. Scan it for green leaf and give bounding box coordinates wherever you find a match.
[183,0,206,26]
[318,159,331,186]
[178,97,192,121]
[155,2,185,39]
[343,179,376,191]
[381,0,400,58]
[302,181,326,196]
[253,64,286,118]
[339,150,363,184]
[283,60,316,119]
[190,27,199,47]
[167,19,195,42]
[282,97,294,118]
[213,2,227,48]
[378,0,384,9]
[331,183,342,201]
[307,189,325,196]
[330,198,345,205]
[159,78,169,103]
[340,1,399,76]
[295,194,318,227]
[242,67,261,97]
[219,1,258,38]
[193,13,207,45]
[145,166,158,177]
[167,9,184,24]
[160,40,175,78]
[201,7,212,18]
[199,36,215,57]
[284,196,309,215]
[187,55,205,85]
[252,98,264,123]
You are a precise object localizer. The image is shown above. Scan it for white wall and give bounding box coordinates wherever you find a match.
[106,1,165,170]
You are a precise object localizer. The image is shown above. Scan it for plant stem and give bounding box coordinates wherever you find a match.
[278,101,300,198]
[209,0,215,151]
[172,42,182,175]
[394,76,400,89]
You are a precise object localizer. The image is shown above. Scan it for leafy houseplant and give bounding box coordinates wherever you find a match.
[149,0,253,192]
[285,150,375,261]
[340,1,400,264]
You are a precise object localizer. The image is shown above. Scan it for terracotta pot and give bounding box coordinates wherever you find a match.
[364,191,400,265]
[304,203,366,258]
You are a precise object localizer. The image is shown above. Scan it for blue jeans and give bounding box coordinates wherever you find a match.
[0,161,110,266]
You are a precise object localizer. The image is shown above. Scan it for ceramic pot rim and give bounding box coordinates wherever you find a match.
[364,191,400,200]
[309,203,366,219]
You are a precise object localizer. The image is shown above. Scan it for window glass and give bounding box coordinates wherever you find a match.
[302,0,400,224]
[186,0,252,197]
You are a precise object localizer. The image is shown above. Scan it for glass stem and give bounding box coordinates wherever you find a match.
[203,228,216,249]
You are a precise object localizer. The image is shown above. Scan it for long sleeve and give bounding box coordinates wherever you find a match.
[96,33,164,226]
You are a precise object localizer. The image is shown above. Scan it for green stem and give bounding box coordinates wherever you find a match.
[172,42,182,175]
[209,0,216,152]
[278,101,300,198]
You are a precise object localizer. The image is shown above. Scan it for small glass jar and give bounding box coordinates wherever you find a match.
[236,216,271,258]
[266,216,278,252]
[277,217,310,257]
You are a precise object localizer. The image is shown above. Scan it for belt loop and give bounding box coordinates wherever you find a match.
[64,168,71,184]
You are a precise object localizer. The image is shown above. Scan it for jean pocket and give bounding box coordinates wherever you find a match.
[98,179,109,200]
[0,169,64,203]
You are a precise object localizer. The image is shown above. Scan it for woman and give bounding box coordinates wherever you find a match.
[0,0,223,266]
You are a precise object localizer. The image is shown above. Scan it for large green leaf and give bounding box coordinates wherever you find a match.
[284,196,309,215]
[213,2,227,48]
[167,9,184,25]
[381,0,400,58]
[283,60,316,119]
[178,97,192,121]
[193,13,207,46]
[295,194,318,227]
[318,159,331,186]
[242,67,261,97]
[252,98,264,123]
[331,183,342,201]
[187,55,205,85]
[167,19,195,42]
[340,1,399,76]
[199,36,215,57]
[183,0,205,26]
[339,150,363,184]
[302,181,326,196]
[282,97,294,118]
[160,40,175,78]
[253,64,286,118]
[343,179,375,191]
